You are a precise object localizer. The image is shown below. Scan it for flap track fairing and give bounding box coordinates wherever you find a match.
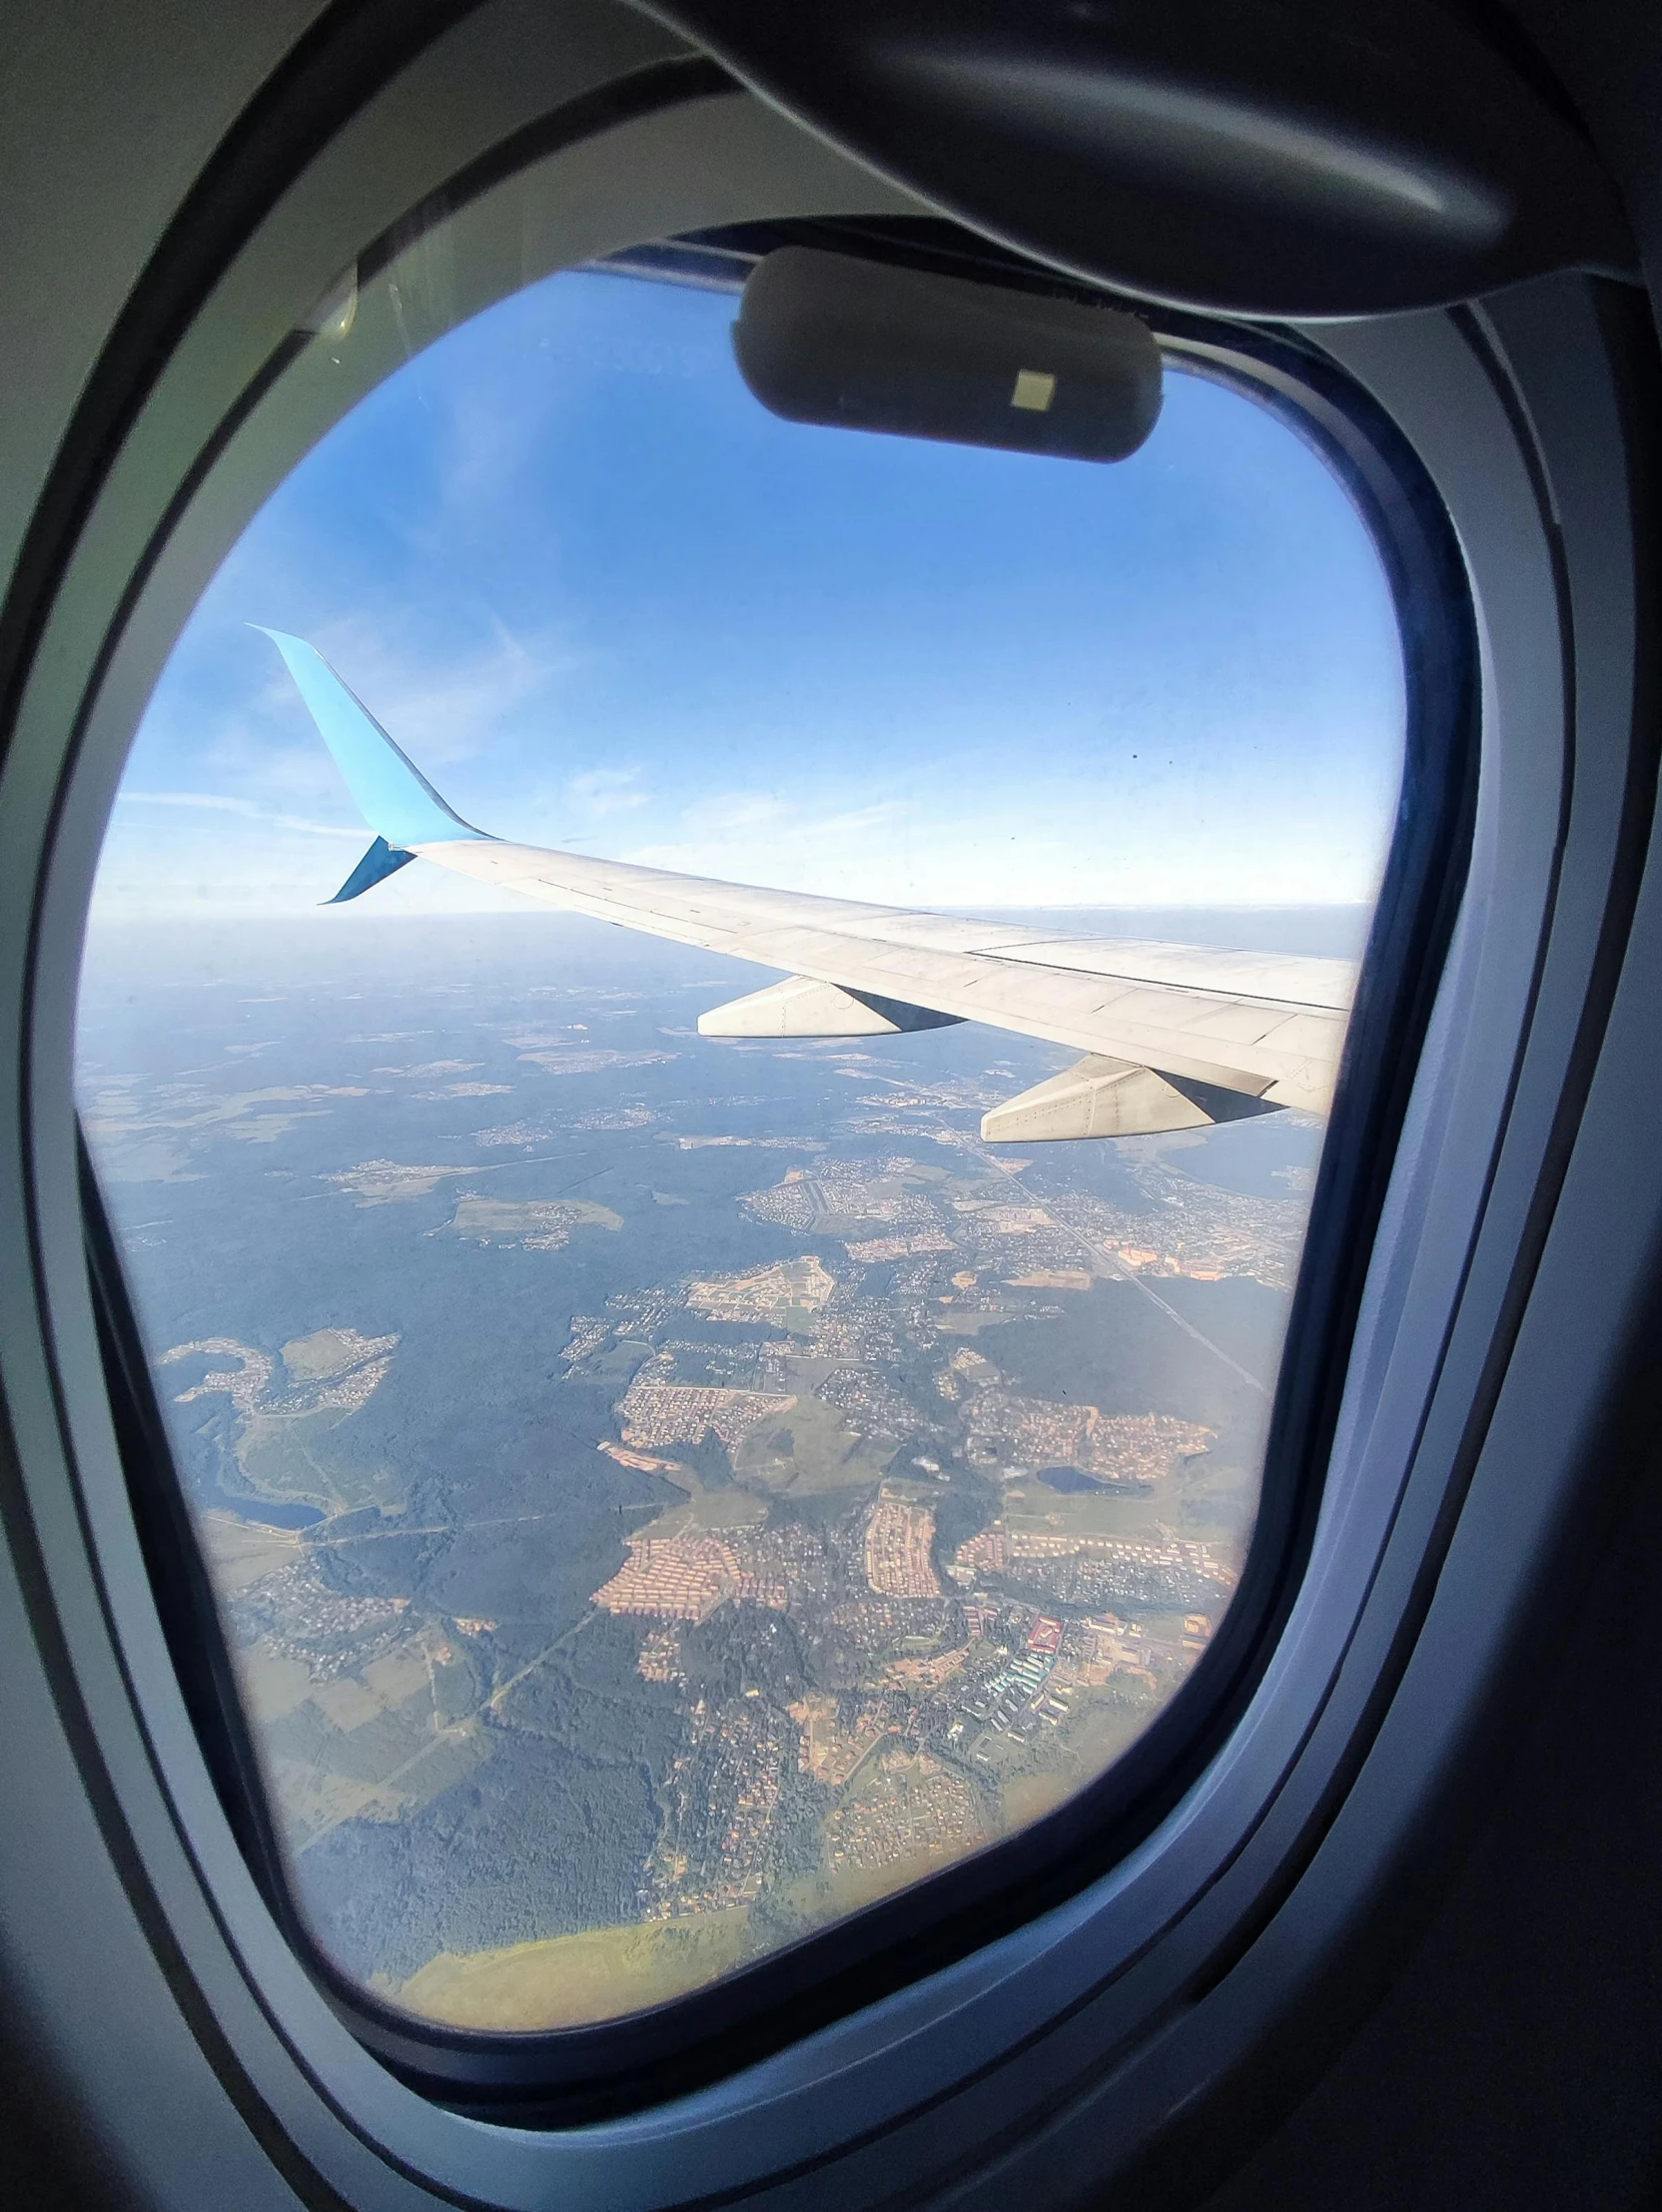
[982,1054,1279,1142]
[698,976,965,1039]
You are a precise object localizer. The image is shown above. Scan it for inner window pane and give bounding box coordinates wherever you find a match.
[77,253,1402,2030]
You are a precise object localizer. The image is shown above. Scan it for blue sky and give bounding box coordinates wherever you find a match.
[91,265,1405,922]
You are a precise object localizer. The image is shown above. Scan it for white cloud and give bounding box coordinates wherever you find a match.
[617,780,1388,908]
[567,765,649,815]
[677,791,792,838]
[115,791,363,840]
[799,800,911,840]
[299,615,569,768]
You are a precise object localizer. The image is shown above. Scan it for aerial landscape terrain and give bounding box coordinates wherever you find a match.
[77,908,1334,2028]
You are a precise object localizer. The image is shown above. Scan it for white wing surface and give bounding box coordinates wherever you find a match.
[262,630,1354,1139]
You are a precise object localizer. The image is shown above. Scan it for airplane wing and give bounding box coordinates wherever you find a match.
[261,630,1354,1140]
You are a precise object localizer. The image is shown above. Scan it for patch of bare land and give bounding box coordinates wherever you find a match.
[686,1254,835,1325]
[325,1159,458,1203]
[280,1327,391,1384]
[517,1048,675,1075]
[733,1388,893,1497]
[448,1194,622,1250]
[671,1134,826,1151]
[195,1509,301,1594]
[396,1910,754,2030]
[596,1440,688,1476]
[610,1452,769,1541]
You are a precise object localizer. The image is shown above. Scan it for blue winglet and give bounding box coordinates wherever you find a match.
[256,628,489,850]
[327,836,418,904]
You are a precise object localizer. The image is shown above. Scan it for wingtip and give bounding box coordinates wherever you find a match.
[251,623,312,656]
[258,627,487,850]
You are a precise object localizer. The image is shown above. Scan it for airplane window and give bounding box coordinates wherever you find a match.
[76,248,1403,2044]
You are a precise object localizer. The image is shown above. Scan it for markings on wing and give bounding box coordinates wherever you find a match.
[260,630,1351,1128]
[417,839,1352,1112]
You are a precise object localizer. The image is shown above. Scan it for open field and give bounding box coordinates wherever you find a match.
[1000,1471,1236,1542]
[631,1464,770,1541]
[733,1386,891,1496]
[281,1326,387,1381]
[449,1194,622,1246]
[1004,1269,1097,1290]
[197,1510,300,1593]
[396,1908,755,2029]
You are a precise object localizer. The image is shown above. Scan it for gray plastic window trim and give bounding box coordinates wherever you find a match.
[0,3,1643,2203]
